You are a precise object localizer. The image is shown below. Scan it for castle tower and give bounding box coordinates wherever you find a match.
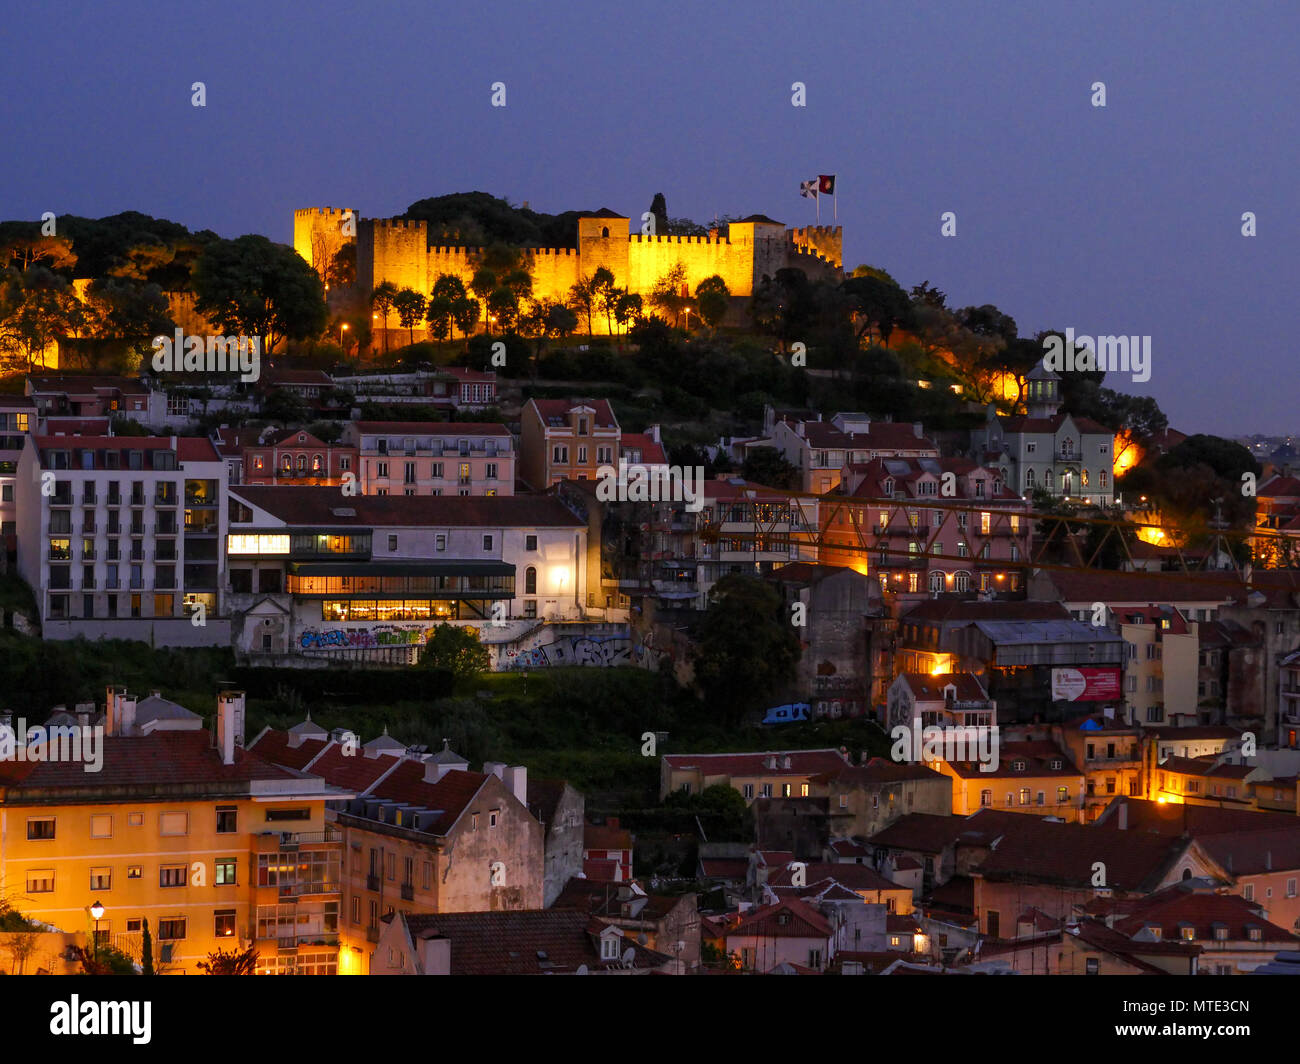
[293,207,358,279]
[790,225,843,269]
[576,210,630,289]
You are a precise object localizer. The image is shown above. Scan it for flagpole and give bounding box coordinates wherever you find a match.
[816,193,820,224]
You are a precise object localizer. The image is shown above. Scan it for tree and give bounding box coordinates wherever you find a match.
[452,296,481,339]
[369,280,399,353]
[662,782,751,840]
[0,227,76,272]
[420,623,491,683]
[650,263,690,327]
[326,243,356,289]
[393,288,427,346]
[614,290,642,333]
[426,296,453,341]
[470,269,498,333]
[568,275,597,335]
[141,917,154,976]
[691,575,800,728]
[841,274,910,347]
[192,235,327,355]
[73,943,137,975]
[196,945,259,975]
[694,275,731,329]
[0,267,79,371]
[431,274,469,340]
[486,286,519,333]
[649,192,668,236]
[741,446,799,490]
[591,267,618,334]
[7,930,39,975]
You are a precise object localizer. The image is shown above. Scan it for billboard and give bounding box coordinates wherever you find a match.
[1051,667,1122,702]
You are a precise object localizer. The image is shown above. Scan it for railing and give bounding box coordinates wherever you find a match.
[278,880,341,898]
[366,874,381,892]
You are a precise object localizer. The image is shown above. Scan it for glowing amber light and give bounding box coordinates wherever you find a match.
[1113,431,1143,477]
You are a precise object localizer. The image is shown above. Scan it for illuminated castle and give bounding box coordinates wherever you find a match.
[294,206,842,335]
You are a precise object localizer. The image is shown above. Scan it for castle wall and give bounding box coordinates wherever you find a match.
[626,234,751,297]
[790,226,843,268]
[293,207,356,277]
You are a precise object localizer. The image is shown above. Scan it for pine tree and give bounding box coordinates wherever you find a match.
[649,193,668,236]
[141,917,154,975]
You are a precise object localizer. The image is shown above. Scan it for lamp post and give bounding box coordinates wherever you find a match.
[340,322,349,350]
[90,900,104,962]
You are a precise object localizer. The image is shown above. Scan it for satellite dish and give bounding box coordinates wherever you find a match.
[621,946,635,963]
[575,964,589,976]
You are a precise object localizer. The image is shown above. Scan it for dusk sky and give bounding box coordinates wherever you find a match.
[6,1,1296,436]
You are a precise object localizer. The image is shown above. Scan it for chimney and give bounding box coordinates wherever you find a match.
[106,685,124,735]
[913,422,923,438]
[504,765,527,806]
[217,690,245,766]
[109,690,138,737]
[483,761,506,780]
[421,933,451,976]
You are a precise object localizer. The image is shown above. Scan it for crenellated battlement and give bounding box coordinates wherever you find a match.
[629,234,729,245]
[333,202,844,334]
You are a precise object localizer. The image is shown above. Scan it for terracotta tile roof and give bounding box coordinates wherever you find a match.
[975,818,1196,891]
[946,740,1080,780]
[901,600,1070,624]
[229,485,584,528]
[1095,797,1300,836]
[813,757,946,786]
[29,374,150,394]
[303,744,405,794]
[868,812,988,854]
[1199,826,1300,876]
[0,730,310,792]
[619,432,667,465]
[663,749,850,778]
[584,819,632,851]
[352,421,510,436]
[798,422,937,452]
[552,879,681,921]
[924,875,975,913]
[898,672,989,702]
[727,897,833,939]
[1144,726,1242,742]
[765,861,902,893]
[699,858,748,879]
[828,838,872,858]
[368,760,490,834]
[262,367,332,385]
[1042,569,1241,605]
[528,398,618,429]
[246,728,329,770]
[1103,884,1294,943]
[583,859,620,881]
[1158,756,1253,780]
[398,909,669,974]
[843,457,1019,501]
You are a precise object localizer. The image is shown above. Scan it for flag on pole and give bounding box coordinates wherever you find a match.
[799,179,818,199]
[819,174,838,220]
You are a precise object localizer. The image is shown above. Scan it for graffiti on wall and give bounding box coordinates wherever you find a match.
[499,635,635,670]
[300,625,437,651]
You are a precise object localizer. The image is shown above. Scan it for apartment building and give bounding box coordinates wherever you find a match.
[0,395,34,554]
[970,362,1116,506]
[819,457,1031,600]
[225,486,587,661]
[930,740,1086,821]
[519,398,620,489]
[15,434,228,644]
[249,725,544,973]
[0,689,347,975]
[26,374,157,426]
[340,421,515,496]
[659,749,852,803]
[765,411,939,495]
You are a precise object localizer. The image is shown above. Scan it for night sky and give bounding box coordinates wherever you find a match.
[5,1,1296,436]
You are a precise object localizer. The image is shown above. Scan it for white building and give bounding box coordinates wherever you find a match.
[971,362,1116,506]
[340,421,516,497]
[224,486,588,662]
[15,433,229,643]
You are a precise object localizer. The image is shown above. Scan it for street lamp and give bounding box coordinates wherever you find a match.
[90,900,104,960]
[340,322,349,347]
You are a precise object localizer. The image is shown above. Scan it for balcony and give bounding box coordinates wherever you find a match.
[366,874,381,892]
[365,926,380,943]
[400,883,414,901]
[278,880,341,898]
[253,827,342,851]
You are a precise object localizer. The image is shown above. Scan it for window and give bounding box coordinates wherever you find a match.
[127,865,142,879]
[26,870,54,893]
[26,817,56,840]
[386,852,396,881]
[1057,786,1069,803]
[423,861,434,890]
[482,534,493,551]
[90,814,113,838]
[1085,957,1099,975]
[215,858,237,885]
[214,910,236,938]
[158,919,186,941]
[525,566,537,594]
[89,867,112,890]
[552,445,568,464]
[159,811,189,836]
[601,935,620,960]
[216,807,237,834]
[160,864,187,888]
[388,534,398,552]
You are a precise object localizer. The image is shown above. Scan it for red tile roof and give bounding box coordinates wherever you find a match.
[945,740,1080,780]
[765,861,901,893]
[528,398,618,429]
[726,897,833,939]
[368,760,491,835]
[1102,884,1294,943]
[898,672,989,702]
[620,432,667,465]
[397,909,669,974]
[663,749,850,778]
[352,421,510,436]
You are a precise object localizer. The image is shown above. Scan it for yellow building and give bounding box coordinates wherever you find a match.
[931,741,1085,822]
[0,689,347,975]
